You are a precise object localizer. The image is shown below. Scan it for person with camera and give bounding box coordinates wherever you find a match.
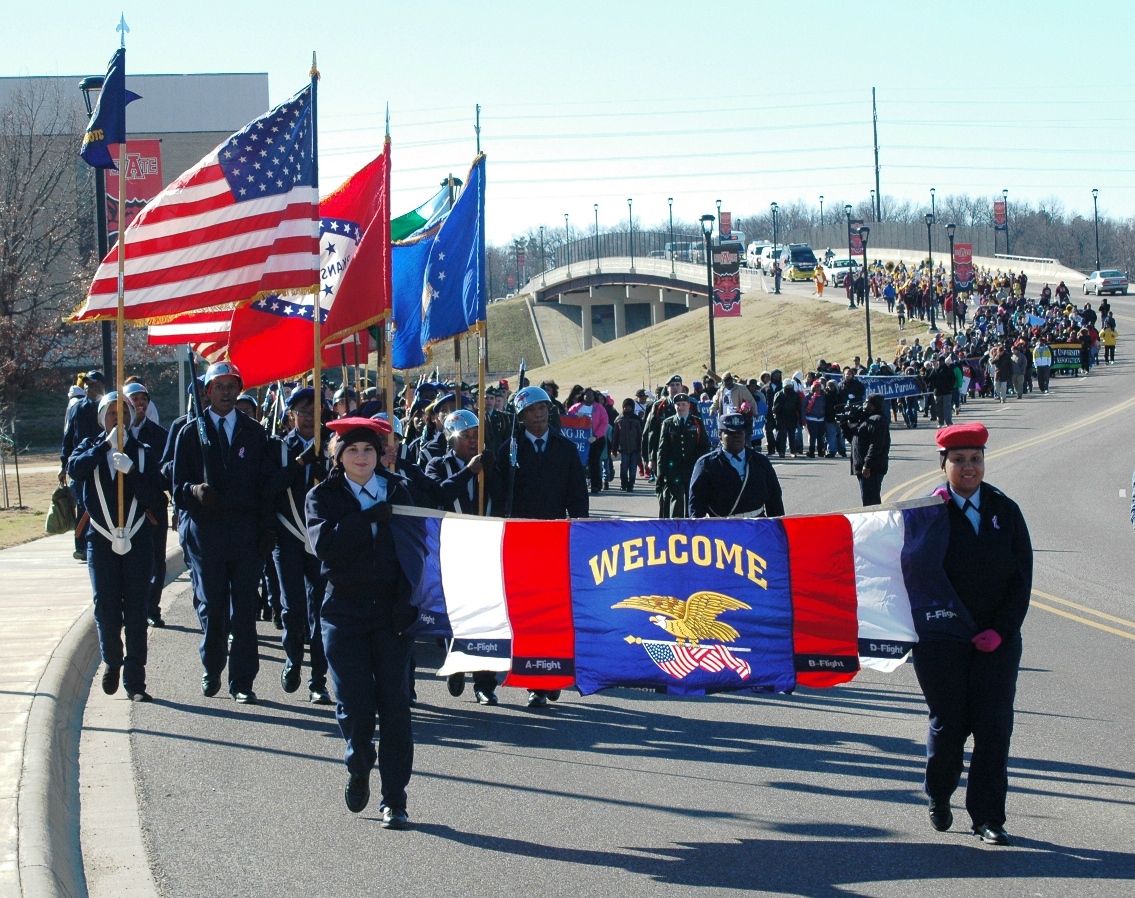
[845,393,890,506]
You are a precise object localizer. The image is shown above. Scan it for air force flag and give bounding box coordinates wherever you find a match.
[420,154,485,347]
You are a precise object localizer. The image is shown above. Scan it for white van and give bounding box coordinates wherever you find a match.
[747,241,771,270]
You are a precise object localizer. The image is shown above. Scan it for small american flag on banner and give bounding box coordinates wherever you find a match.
[641,640,752,681]
[71,84,319,324]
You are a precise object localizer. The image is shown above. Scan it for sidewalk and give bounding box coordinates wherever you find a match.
[0,534,181,898]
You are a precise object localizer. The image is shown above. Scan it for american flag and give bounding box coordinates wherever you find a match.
[641,640,752,681]
[72,85,319,324]
[146,310,231,362]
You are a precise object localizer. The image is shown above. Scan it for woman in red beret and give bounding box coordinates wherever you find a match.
[914,422,1033,846]
[305,417,418,827]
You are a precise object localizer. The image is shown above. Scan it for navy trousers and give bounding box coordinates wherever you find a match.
[858,470,884,506]
[322,614,413,810]
[184,521,260,694]
[87,530,153,694]
[912,634,1022,828]
[273,535,328,691]
[147,516,168,618]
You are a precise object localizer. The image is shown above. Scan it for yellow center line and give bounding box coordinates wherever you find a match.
[1032,602,1135,643]
[1032,589,1135,629]
[882,395,1135,503]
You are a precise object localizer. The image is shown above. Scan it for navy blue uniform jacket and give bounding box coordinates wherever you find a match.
[491,429,589,520]
[689,448,785,518]
[67,434,166,534]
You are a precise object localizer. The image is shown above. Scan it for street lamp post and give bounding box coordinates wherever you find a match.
[946,222,957,334]
[700,214,717,373]
[716,199,722,239]
[859,226,873,362]
[930,188,936,223]
[925,213,938,333]
[627,198,634,269]
[514,239,522,293]
[668,197,675,275]
[1003,189,1011,254]
[1092,189,1101,271]
[79,75,114,381]
[819,195,824,229]
[845,204,855,309]
[593,203,600,275]
[770,202,781,294]
[564,213,571,277]
[539,226,547,286]
[870,189,876,222]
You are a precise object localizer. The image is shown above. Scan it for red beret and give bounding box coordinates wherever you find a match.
[936,422,988,451]
[326,416,392,437]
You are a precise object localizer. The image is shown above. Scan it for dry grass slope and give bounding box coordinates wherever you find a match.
[529,294,931,402]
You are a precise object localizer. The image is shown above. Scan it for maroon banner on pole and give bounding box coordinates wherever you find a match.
[719,211,732,237]
[105,139,163,243]
[712,242,742,318]
[993,201,1007,229]
[849,219,864,256]
[953,243,974,292]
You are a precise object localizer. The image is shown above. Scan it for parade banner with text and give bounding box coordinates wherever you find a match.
[849,220,864,255]
[993,201,1007,231]
[560,415,592,467]
[1049,343,1083,371]
[391,502,966,696]
[953,243,974,292]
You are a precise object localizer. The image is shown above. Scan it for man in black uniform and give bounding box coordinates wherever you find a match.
[689,414,785,518]
[172,362,273,704]
[655,393,711,518]
[491,386,588,707]
[265,387,332,704]
[123,382,171,627]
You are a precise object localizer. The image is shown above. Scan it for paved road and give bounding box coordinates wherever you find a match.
[123,350,1135,897]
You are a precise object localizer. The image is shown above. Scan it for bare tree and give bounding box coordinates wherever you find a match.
[0,79,97,405]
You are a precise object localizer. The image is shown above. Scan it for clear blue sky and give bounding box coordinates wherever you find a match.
[6,1,1132,242]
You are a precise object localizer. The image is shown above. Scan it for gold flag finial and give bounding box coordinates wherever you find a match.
[309,51,320,80]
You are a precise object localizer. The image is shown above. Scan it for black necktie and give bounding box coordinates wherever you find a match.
[217,417,230,459]
[535,438,545,454]
[962,499,976,514]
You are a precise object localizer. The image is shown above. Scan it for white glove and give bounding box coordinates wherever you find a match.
[111,451,134,474]
[104,426,120,450]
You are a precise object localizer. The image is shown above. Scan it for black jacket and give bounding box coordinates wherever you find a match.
[689,448,785,518]
[61,398,100,469]
[850,412,890,476]
[940,483,1032,639]
[425,450,490,515]
[491,428,589,520]
[304,469,414,625]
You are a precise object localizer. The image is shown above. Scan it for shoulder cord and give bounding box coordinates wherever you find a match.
[90,447,146,544]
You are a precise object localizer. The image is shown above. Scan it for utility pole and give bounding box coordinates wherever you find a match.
[872,87,882,222]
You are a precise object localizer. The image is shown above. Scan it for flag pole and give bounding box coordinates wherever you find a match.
[310,52,322,461]
[113,19,130,536]
[475,106,487,514]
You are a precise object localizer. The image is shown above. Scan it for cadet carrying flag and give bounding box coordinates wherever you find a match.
[79,47,141,170]
[419,154,485,349]
[391,501,958,697]
[71,84,319,324]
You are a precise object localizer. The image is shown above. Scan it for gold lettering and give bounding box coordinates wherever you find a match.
[645,536,667,566]
[623,538,644,571]
[715,539,743,575]
[691,535,712,566]
[588,545,620,585]
[668,533,689,564]
[747,550,768,589]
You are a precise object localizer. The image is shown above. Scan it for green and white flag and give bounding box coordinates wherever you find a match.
[392,187,449,242]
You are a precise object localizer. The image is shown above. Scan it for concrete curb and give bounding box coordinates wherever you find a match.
[18,606,100,898]
[17,545,186,898]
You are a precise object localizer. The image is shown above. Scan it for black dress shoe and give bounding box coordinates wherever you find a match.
[527,691,548,708]
[281,664,301,694]
[233,691,257,705]
[201,674,221,697]
[381,806,408,829]
[546,689,562,702]
[101,665,121,696]
[447,672,465,697]
[147,616,166,628]
[309,689,332,705]
[345,775,370,813]
[272,613,284,631]
[128,691,153,703]
[972,822,1010,845]
[474,688,498,705]
[929,800,953,832]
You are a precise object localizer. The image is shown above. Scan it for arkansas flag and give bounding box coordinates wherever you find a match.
[227,141,391,386]
[390,501,964,696]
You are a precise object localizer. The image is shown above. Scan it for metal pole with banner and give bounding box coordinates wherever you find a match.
[712,238,743,319]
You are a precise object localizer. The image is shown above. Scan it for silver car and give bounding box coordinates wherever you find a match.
[1083,269,1129,295]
